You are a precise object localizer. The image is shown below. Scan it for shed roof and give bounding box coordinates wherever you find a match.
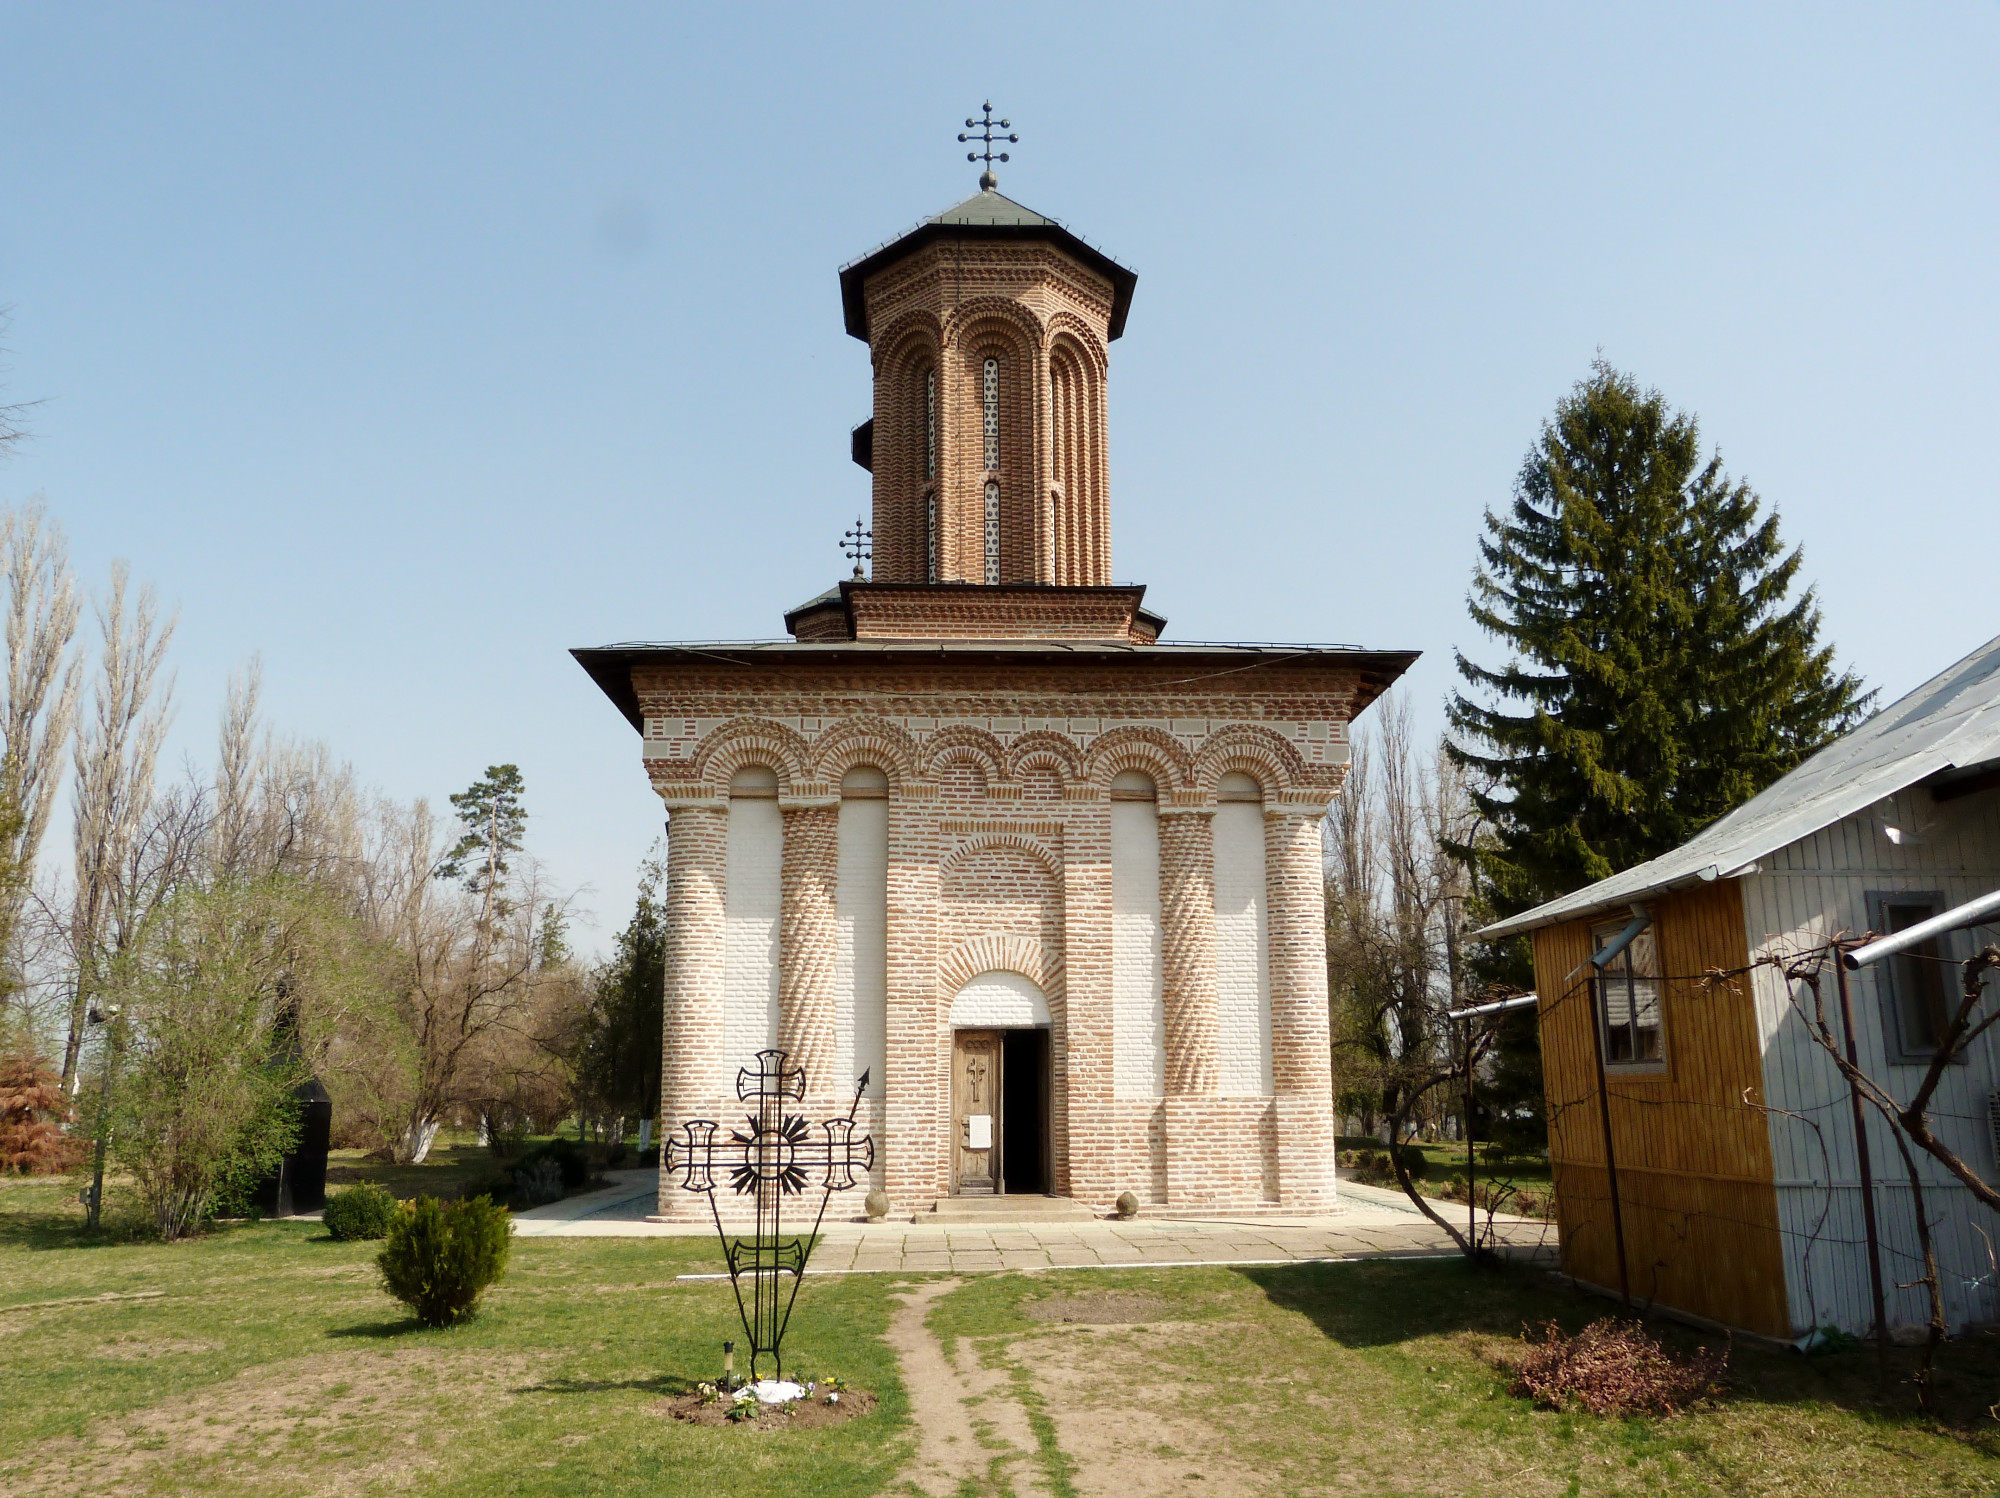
[838,189,1139,342]
[1478,631,2000,940]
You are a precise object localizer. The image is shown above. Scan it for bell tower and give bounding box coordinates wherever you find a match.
[835,116,1138,595]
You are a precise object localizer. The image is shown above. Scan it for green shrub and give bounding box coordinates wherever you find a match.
[514,1137,587,1192]
[377,1194,512,1326]
[324,1182,398,1241]
[511,1156,564,1207]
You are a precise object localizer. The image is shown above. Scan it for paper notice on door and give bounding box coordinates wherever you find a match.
[967,1114,992,1150]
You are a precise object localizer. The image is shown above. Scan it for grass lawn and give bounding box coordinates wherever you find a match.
[0,1176,908,1498]
[5,1170,1998,1496]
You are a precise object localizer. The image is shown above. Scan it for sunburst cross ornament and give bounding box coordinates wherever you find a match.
[663,1049,875,1382]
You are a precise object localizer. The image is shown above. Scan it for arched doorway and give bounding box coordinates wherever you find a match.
[948,971,1052,1196]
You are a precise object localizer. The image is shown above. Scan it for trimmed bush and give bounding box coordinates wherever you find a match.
[378,1194,512,1327]
[324,1182,398,1241]
[511,1156,564,1207]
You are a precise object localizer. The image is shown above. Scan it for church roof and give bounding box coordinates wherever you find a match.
[839,189,1139,342]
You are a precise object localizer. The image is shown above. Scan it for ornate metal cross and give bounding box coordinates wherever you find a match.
[959,101,1017,186]
[841,515,872,579]
[663,1049,875,1381]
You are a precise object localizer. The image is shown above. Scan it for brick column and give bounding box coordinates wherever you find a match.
[657,800,726,1218]
[779,802,840,1096]
[1266,806,1335,1208]
[1157,809,1219,1096]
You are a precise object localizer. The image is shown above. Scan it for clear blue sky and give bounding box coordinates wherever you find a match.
[3,4,1995,951]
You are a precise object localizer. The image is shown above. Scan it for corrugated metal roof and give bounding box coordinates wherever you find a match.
[1478,631,2000,940]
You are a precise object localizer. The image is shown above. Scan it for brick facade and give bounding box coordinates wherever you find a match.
[575,178,1414,1218]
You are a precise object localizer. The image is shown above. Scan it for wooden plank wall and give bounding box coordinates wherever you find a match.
[1534,880,1793,1336]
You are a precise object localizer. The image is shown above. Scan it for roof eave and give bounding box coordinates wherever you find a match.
[839,222,1138,342]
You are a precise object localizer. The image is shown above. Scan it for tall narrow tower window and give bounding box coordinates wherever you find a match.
[924,368,937,482]
[982,357,1000,470]
[984,481,1000,584]
[927,492,939,583]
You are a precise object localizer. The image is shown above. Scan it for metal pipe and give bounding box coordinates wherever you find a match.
[1834,948,1891,1391]
[1446,993,1541,1021]
[1843,887,2000,969]
[1585,962,1632,1309]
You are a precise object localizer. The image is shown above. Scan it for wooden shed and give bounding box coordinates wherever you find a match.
[1484,634,2000,1340]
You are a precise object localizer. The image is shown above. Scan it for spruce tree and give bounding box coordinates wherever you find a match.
[1450,360,1870,918]
[1450,362,1869,1154]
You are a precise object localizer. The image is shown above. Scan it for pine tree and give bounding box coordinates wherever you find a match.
[1450,360,1870,918]
[436,765,527,926]
[576,846,665,1125]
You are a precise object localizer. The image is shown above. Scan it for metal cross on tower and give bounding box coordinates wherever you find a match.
[662,1049,875,1382]
[959,101,1017,190]
[842,515,873,579]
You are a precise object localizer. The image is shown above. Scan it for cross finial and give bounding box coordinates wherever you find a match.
[958,102,1017,191]
[842,515,873,579]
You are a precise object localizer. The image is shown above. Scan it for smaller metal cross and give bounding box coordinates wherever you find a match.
[842,515,872,579]
[959,102,1017,189]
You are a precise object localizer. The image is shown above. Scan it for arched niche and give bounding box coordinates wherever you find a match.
[949,970,1052,1029]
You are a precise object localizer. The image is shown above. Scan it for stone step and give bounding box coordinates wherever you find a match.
[928,1194,1100,1223]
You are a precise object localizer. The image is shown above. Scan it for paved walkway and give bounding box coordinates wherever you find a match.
[511,1170,1558,1274]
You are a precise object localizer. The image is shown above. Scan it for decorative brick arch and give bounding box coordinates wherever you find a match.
[690,717,811,792]
[877,310,945,373]
[941,296,1046,352]
[919,724,1007,783]
[938,831,1064,885]
[938,932,1065,1003]
[1004,729,1085,787]
[1191,724,1309,799]
[811,715,919,788]
[1044,314,1107,376]
[1085,724,1191,793]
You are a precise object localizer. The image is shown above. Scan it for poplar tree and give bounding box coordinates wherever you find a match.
[1450,360,1870,919]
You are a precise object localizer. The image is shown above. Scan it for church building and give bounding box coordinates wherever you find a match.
[576,148,1413,1216]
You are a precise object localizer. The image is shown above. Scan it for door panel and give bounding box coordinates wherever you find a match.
[952,1030,1002,1194]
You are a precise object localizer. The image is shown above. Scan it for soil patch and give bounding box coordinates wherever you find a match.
[657,1387,878,1429]
[1019,1291,1187,1325]
[21,1347,540,1497]
[90,1337,221,1360]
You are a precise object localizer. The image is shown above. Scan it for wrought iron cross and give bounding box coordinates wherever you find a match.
[842,515,872,579]
[959,101,1017,188]
[663,1049,875,1381]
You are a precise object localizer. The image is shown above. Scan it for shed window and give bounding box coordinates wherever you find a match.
[1591,920,1664,1071]
[1871,892,1952,1061]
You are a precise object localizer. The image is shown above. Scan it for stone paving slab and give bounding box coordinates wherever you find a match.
[509,1171,1558,1275]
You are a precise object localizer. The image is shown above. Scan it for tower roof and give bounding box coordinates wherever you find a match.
[839,189,1139,343]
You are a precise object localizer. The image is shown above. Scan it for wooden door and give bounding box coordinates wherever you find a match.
[951,1030,1002,1195]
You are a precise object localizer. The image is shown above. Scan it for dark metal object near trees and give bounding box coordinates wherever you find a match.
[253,1078,332,1217]
[663,1049,874,1381]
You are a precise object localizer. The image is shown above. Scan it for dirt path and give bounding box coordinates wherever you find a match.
[885,1278,1052,1497]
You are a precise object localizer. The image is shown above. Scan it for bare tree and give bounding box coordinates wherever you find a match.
[0,311,42,464]
[60,565,176,1091]
[1328,692,1499,1255]
[0,501,82,996]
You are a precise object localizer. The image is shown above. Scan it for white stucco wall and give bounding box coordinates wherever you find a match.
[1213,800,1273,1096]
[723,796,781,1067]
[1112,798,1166,1097]
[836,795,889,1100]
